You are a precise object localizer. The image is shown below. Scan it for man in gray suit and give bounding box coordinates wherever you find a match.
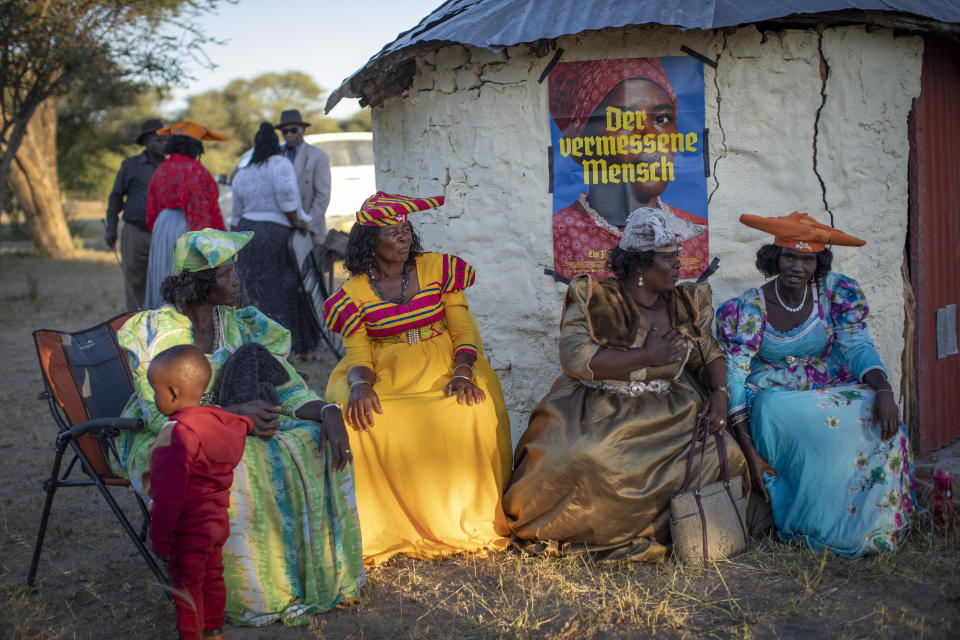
[276,110,331,244]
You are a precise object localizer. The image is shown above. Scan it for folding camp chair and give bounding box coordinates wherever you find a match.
[289,230,345,359]
[28,312,168,590]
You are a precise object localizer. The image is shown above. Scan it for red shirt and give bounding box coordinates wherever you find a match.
[147,405,253,556]
[552,196,709,281]
[146,154,225,231]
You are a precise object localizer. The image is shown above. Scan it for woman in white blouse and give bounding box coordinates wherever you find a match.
[231,121,318,360]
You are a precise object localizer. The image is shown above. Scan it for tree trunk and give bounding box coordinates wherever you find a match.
[8,97,74,256]
[0,117,32,216]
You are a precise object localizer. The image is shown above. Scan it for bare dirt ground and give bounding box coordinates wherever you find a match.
[0,216,958,640]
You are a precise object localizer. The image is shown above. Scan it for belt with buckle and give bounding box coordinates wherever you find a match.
[581,378,671,396]
[784,355,812,367]
[370,319,445,344]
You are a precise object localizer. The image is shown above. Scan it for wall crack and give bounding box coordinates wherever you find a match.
[707,33,728,205]
[813,28,834,227]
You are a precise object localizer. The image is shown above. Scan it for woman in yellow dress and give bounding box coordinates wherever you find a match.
[323,192,512,566]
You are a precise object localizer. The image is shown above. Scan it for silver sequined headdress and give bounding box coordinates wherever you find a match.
[617,207,705,253]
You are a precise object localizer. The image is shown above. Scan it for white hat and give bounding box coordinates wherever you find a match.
[618,207,705,253]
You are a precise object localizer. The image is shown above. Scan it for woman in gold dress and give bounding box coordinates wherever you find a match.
[323,192,512,566]
[503,207,749,560]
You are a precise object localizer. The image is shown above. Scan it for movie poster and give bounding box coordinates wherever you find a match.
[549,57,708,281]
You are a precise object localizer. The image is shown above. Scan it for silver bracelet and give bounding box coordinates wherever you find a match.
[453,363,475,382]
[349,380,371,389]
[452,375,473,384]
[320,402,340,420]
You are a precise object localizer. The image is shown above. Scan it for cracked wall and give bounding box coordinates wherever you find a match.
[371,25,923,440]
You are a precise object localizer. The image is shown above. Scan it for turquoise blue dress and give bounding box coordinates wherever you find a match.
[716,272,915,557]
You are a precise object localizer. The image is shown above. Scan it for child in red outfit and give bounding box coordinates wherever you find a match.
[146,344,253,640]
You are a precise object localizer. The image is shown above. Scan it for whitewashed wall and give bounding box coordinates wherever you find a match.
[371,25,923,442]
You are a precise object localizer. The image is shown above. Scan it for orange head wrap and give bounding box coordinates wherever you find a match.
[739,212,865,252]
[156,120,228,142]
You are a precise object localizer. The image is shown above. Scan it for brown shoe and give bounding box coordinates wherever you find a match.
[202,630,225,640]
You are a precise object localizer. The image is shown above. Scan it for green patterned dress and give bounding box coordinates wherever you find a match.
[115,305,364,626]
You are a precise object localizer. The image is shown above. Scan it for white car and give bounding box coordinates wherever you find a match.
[218,131,374,233]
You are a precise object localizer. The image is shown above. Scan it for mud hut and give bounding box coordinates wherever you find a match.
[328,1,960,450]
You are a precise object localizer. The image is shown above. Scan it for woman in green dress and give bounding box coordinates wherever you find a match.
[115,229,364,626]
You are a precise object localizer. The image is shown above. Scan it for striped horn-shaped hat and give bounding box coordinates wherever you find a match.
[356,192,445,227]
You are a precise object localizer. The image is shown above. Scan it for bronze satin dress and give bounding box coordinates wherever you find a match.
[503,276,749,561]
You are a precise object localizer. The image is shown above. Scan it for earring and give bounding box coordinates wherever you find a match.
[637,272,644,287]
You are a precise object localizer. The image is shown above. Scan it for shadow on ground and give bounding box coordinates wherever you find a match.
[0,241,957,640]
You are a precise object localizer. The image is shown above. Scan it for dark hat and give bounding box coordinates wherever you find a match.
[275,109,311,129]
[136,119,164,145]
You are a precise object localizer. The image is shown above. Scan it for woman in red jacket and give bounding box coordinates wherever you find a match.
[144,120,227,309]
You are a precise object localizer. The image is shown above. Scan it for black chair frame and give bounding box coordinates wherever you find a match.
[28,314,169,593]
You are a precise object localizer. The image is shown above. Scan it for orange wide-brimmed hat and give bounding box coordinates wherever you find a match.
[156,120,228,141]
[739,211,865,252]
[356,192,445,227]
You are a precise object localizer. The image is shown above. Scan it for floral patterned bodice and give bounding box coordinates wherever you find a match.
[715,271,886,413]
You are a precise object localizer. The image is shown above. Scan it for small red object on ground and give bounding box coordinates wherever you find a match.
[932,467,954,535]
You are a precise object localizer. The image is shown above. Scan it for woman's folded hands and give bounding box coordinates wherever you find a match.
[225,400,282,439]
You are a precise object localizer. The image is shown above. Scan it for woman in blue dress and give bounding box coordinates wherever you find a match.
[716,212,915,557]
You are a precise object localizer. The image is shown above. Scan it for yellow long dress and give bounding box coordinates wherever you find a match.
[323,252,511,566]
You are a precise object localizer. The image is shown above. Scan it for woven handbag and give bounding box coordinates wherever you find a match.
[669,418,748,564]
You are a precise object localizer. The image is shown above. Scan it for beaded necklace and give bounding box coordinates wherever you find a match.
[200,307,222,405]
[636,294,663,310]
[368,263,410,304]
[774,279,808,313]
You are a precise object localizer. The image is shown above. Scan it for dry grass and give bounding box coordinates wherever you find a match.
[0,223,958,639]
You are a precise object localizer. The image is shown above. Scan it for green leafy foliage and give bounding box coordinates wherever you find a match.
[57,70,373,196]
[58,81,171,198]
[0,0,225,209]
[178,71,354,176]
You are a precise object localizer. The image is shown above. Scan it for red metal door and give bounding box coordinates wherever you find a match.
[909,35,960,454]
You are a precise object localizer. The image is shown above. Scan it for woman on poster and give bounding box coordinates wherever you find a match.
[549,58,708,281]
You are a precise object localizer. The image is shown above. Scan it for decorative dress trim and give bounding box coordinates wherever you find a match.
[322,288,363,337]
[859,364,887,382]
[441,254,475,293]
[582,378,671,395]
[366,307,445,338]
[577,192,623,237]
[455,343,478,357]
[324,253,477,338]
[369,319,445,344]
[363,286,441,324]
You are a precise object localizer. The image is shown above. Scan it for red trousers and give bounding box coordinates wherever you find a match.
[166,505,230,640]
